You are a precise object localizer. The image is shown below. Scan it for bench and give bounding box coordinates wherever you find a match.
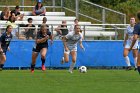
[20,11,65,16]
[0,20,91,25]
[52,30,116,40]
[0,11,65,16]
[15,21,91,25]
[23,16,76,21]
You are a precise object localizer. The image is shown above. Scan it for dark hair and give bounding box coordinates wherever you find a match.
[9,15,16,23]
[35,2,43,10]
[74,24,80,29]
[27,18,33,22]
[74,19,79,22]
[43,17,47,21]
[137,11,140,20]
[6,25,12,32]
[15,5,19,9]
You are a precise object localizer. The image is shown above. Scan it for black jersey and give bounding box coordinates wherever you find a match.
[0,32,13,50]
[36,31,51,48]
[60,25,68,36]
[25,24,35,39]
[133,22,140,35]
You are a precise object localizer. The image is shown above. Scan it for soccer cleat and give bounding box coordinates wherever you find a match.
[61,57,65,64]
[126,66,132,71]
[0,68,2,71]
[68,69,73,74]
[42,65,46,71]
[31,69,34,73]
[134,68,137,71]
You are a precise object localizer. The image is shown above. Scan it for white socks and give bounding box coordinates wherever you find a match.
[134,57,137,68]
[124,56,131,66]
[69,62,75,72]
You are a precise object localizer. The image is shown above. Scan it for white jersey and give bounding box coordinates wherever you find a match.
[65,31,82,51]
[125,25,139,49]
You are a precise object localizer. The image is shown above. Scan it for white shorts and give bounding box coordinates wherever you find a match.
[125,39,139,49]
[64,48,77,55]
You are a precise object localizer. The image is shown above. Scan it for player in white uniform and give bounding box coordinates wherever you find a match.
[123,17,138,70]
[61,25,85,73]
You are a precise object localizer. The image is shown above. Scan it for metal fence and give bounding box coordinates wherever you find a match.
[0,0,126,24]
[0,23,128,40]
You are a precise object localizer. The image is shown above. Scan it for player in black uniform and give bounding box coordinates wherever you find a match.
[0,25,13,71]
[130,11,140,74]
[31,25,53,73]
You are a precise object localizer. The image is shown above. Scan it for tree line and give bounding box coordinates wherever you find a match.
[89,0,140,22]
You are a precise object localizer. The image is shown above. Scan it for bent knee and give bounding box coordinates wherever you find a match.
[65,59,69,63]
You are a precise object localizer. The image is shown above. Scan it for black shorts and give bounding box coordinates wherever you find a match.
[32,46,48,53]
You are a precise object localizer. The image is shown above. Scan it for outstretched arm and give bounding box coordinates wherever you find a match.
[79,40,85,51]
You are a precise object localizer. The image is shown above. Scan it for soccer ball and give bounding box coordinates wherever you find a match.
[79,66,87,73]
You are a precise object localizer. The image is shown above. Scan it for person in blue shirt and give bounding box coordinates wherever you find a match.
[130,11,140,74]
[0,25,13,71]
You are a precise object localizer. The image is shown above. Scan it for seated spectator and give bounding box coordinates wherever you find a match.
[69,19,79,32]
[32,0,46,16]
[0,7,11,20]
[38,17,49,31]
[6,13,18,39]
[25,18,35,40]
[11,5,24,21]
[54,20,68,39]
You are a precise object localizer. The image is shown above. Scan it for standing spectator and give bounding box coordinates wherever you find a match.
[0,25,13,71]
[32,0,46,16]
[123,17,138,71]
[25,18,35,40]
[0,6,11,20]
[11,5,24,21]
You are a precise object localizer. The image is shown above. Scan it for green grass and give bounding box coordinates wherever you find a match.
[0,70,140,93]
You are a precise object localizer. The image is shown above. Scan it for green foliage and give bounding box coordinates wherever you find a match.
[89,0,140,22]
[89,0,127,7]
[113,0,140,20]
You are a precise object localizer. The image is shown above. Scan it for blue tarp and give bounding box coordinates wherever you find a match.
[4,40,135,67]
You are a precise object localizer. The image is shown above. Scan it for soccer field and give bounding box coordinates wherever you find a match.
[0,70,139,93]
